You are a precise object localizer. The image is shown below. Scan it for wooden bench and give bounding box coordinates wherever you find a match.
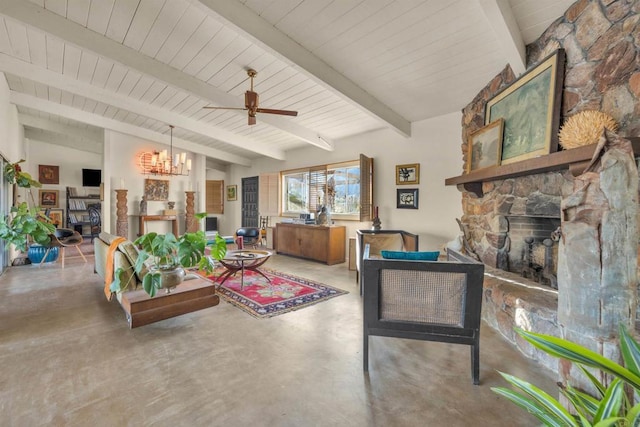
[120,276,219,328]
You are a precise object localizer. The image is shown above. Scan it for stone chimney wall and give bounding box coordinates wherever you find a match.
[459,0,640,265]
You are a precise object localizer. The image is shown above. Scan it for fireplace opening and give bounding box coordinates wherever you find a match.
[505,216,560,287]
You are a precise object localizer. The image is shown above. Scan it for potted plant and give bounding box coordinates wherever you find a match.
[492,324,640,426]
[0,160,55,254]
[110,213,227,297]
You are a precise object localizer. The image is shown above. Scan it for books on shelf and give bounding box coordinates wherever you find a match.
[68,187,78,197]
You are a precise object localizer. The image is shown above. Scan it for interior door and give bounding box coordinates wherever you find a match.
[241,176,259,227]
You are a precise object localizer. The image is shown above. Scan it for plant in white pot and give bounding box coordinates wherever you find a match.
[110,214,227,297]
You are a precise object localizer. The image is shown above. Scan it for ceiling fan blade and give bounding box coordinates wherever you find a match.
[256,108,298,117]
[202,106,247,111]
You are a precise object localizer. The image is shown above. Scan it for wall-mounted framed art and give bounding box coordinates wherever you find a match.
[144,179,169,201]
[38,165,59,184]
[467,118,504,173]
[39,189,59,208]
[485,49,565,165]
[227,184,237,201]
[43,208,64,228]
[396,188,418,209]
[395,163,420,185]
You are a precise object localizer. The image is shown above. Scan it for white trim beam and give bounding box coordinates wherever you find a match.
[0,0,334,151]
[10,91,252,166]
[0,53,284,160]
[19,114,103,143]
[478,0,526,75]
[24,127,103,154]
[192,0,412,138]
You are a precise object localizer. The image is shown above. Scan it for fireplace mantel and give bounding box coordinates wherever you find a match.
[445,138,640,197]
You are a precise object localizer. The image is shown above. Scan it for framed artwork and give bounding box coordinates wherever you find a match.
[39,189,59,208]
[227,185,237,201]
[396,188,419,209]
[485,49,565,165]
[40,208,64,228]
[144,179,169,201]
[396,163,420,185]
[467,118,504,173]
[38,165,59,184]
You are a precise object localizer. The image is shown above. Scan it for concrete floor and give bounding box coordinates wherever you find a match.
[0,252,558,426]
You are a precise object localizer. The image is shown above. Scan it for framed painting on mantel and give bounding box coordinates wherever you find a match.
[485,49,565,165]
[467,119,504,173]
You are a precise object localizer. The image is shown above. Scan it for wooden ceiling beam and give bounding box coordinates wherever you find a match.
[0,0,333,152]
[193,0,412,138]
[10,91,253,166]
[477,0,526,75]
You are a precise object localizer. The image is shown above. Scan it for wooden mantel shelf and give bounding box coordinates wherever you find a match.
[445,137,640,197]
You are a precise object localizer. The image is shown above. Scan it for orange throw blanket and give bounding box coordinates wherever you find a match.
[104,237,127,301]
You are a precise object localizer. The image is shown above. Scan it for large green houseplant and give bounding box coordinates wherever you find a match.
[492,325,640,426]
[110,213,227,297]
[0,160,55,251]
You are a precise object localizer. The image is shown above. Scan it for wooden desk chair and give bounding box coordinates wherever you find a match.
[40,228,87,268]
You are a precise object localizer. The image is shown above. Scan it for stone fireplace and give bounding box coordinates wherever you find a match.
[461,171,566,281]
[449,0,640,377]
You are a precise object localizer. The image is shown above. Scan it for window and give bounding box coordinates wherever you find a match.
[280,154,373,220]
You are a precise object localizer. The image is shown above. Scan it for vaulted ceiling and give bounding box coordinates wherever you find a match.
[0,0,575,166]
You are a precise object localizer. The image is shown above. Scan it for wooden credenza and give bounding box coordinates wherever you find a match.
[275,223,346,265]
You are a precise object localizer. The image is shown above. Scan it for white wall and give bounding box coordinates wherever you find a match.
[227,112,464,250]
[23,139,102,214]
[0,73,23,162]
[104,130,200,240]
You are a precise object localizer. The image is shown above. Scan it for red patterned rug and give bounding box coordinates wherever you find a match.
[209,268,348,318]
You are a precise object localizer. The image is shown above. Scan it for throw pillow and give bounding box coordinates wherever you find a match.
[118,241,150,281]
[380,250,440,261]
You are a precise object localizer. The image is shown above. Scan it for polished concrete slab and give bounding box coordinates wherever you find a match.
[0,253,557,426]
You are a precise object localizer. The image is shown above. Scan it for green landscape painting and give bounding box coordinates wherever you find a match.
[489,67,552,163]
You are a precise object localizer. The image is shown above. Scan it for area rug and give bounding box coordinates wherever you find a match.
[210,268,348,318]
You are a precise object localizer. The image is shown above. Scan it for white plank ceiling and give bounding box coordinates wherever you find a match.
[0,0,575,165]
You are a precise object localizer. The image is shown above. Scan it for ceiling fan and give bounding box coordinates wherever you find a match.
[203,69,298,125]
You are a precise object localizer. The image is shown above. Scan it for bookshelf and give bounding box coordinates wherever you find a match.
[66,187,100,237]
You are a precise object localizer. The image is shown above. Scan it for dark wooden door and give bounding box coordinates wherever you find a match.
[241,176,259,227]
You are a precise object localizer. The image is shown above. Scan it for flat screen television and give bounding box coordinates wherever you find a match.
[82,168,101,187]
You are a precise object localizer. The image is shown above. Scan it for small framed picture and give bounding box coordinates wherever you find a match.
[39,189,59,208]
[40,208,64,228]
[396,163,420,185]
[38,165,59,184]
[227,184,237,201]
[467,118,504,173]
[396,188,418,209]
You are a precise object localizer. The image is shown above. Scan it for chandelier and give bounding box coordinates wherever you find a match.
[138,125,191,176]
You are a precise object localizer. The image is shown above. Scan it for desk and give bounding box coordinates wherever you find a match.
[218,249,272,290]
[138,215,178,236]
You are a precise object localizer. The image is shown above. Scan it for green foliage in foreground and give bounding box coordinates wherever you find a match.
[492,325,640,427]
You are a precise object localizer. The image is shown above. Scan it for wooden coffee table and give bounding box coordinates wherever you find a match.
[119,275,218,328]
[217,249,272,290]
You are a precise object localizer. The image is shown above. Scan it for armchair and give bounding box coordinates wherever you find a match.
[362,246,484,384]
[355,229,418,288]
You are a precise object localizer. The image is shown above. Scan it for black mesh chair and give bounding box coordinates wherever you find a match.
[235,227,261,248]
[362,246,485,384]
[87,206,101,243]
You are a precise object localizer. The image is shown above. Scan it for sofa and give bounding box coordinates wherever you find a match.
[362,246,485,384]
[94,232,219,327]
